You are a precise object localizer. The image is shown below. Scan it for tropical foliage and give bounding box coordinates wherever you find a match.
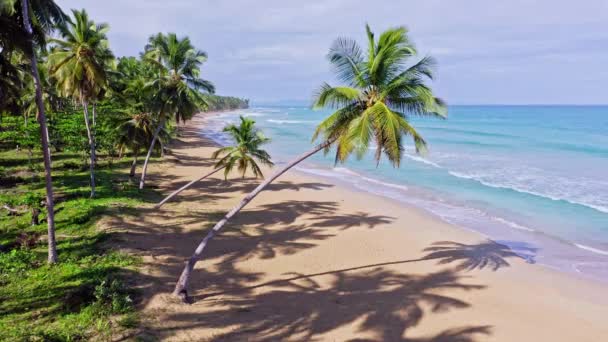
[155,116,272,208]
[0,0,250,327]
[48,8,114,197]
[212,116,273,179]
[138,32,215,189]
[312,24,446,165]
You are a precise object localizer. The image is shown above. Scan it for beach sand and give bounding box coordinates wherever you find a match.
[105,113,608,341]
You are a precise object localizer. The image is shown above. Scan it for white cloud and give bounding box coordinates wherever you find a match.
[55,0,608,104]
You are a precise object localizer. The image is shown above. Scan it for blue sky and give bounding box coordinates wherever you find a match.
[56,0,608,105]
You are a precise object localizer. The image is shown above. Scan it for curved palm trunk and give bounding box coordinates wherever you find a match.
[21,0,57,263]
[139,117,165,190]
[82,100,96,197]
[173,139,333,301]
[155,166,225,209]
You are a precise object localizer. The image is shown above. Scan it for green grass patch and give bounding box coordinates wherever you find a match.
[0,148,159,341]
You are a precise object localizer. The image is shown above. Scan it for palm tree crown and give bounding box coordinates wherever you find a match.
[144,32,214,123]
[48,9,114,101]
[313,24,447,167]
[212,116,273,179]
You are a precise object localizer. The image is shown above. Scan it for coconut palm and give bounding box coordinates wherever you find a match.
[155,116,272,208]
[14,0,67,263]
[172,24,447,301]
[48,9,114,197]
[138,32,214,190]
[115,112,164,177]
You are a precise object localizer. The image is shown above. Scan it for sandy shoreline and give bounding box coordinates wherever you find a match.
[111,112,608,341]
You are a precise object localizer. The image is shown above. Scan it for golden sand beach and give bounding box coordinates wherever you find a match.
[105,113,608,341]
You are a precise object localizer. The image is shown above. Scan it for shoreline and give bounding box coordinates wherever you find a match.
[130,111,608,341]
[198,110,608,285]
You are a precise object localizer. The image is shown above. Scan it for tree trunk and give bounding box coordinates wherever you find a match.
[31,207,40,226]
[173,139,333,301]
[21,0,58,264]
[139,117,165,190]
[155,166,225,209]
[82,100,96,197]
[92,102,97,127]
[129,151,138,178]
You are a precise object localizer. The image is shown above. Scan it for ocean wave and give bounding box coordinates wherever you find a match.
[491,217,535,232]
[297,166,409,192]
[333,167,410,191]
[242,112,268,117]
[403,154,440,168]
[267,119,316,124]
[447,171,608,214]
[574,243,608,256]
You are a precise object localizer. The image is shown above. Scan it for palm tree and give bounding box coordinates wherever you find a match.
[48,9,114,197]
[138,33,215,190]
[155,116,272,208]
[172,24,447,301]
[15,0,67,263]
[115,112,160,177]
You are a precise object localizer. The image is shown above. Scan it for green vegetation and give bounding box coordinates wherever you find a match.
[172,24,446,301]
[0,0,250,339]
[203,94,249,111]
[0,147,152,340]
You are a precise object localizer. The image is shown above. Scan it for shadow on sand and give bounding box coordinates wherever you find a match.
[101,130,543,341]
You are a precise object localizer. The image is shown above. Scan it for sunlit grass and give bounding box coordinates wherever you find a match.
[0,148,157,340]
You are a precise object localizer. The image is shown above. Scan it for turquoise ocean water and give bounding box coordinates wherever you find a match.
[201,105,608,282]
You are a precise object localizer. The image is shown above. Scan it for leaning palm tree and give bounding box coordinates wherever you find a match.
[14,0,67,264]
[155,116,272,208]
[138,32,214,190]
[172,24,447,301]
[48,9,114,197]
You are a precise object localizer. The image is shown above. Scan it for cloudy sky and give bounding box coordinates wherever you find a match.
[56,0,608,105]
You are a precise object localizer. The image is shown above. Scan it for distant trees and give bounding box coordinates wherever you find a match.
[202,95,249,111]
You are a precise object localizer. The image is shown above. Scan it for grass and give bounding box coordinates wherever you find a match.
[0,148,161,341]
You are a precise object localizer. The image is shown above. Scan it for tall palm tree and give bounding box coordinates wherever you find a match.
[172,24,447,301]
[15,0,67,263]
[155,116,272,208]
[138,32,214,190]
[48,9,114,197]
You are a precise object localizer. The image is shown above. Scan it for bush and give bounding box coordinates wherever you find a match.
[0,248,38,278]
[93,277,134,314]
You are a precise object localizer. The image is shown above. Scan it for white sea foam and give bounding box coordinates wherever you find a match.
[243,113,267,117]
[491,217,535,232]
[574,243,608,256]
[297,166,409,192]
[447,171,608,214]
[268,119,316,124]
[333,167,410,191]
[403,154,441,168]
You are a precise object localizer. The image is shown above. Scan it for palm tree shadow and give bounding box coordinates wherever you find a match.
[421,240,538,271]
[163,268,490,341]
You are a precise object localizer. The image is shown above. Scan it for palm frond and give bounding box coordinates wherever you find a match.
[312,83,360,109]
